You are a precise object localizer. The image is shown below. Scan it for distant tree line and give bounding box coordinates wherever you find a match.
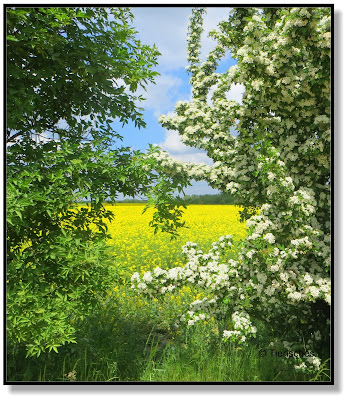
[114,198,147,203]
[183,193,239,205]
[101,193,239,205]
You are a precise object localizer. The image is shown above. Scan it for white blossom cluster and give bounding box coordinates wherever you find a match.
[222,311,257,343]
[131,236,236,297]
[137,7,331,370]
[294,355,322,371]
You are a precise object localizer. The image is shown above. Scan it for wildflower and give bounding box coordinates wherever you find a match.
[264,233,276,244]
[308,286,320,299]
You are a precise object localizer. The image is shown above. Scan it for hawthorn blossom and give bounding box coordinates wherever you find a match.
[133,6,331,373]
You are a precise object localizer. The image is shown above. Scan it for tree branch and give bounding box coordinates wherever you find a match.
[7,131,24,143]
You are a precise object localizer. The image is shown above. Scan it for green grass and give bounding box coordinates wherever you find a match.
[140,323,328,382]
[6,297,329,382]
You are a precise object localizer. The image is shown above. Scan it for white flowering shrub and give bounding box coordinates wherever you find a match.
[133,7,331,371]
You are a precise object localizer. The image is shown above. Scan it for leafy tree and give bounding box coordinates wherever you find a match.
[133,7,331,373]
[6,6,188,357]
[6,7,159,143]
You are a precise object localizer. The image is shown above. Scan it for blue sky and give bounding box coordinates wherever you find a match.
[112,6,244,196]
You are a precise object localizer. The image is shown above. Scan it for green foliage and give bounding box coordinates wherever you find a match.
[141,322,330,382]
[7,302,329,381]
[145,166,189,238]
[7,139,126,356]
[6,6,160,143]
[7,139,189,356]
[6,300,157,381]
[6,6,188,358]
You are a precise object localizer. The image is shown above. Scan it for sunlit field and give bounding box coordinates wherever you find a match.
[107,203,247,278]
[106,203,248,330]
[8,204,325,382]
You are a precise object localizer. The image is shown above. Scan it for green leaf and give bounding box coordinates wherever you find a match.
[7,35,19,41]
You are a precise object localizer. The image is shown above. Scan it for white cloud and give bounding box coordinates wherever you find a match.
[156,130,213,165]
[132,7,239,122]
[170,152,213,165]
[183,180,219,196]
[132,7,192,71]
[132,7,232,72]
[157,130,189,153]
[139,74,184,118]
[200,8,231,60]
[207,82,245,106]
[225,83,245,103]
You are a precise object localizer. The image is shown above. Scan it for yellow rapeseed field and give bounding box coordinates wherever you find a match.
[103,203,248,324]
[105,203,248,278]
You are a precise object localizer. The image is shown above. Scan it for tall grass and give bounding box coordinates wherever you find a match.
[7,299,329,382]
[141,324,330,382]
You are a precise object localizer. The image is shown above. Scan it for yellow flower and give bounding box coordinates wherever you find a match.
[102,203,247,313]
